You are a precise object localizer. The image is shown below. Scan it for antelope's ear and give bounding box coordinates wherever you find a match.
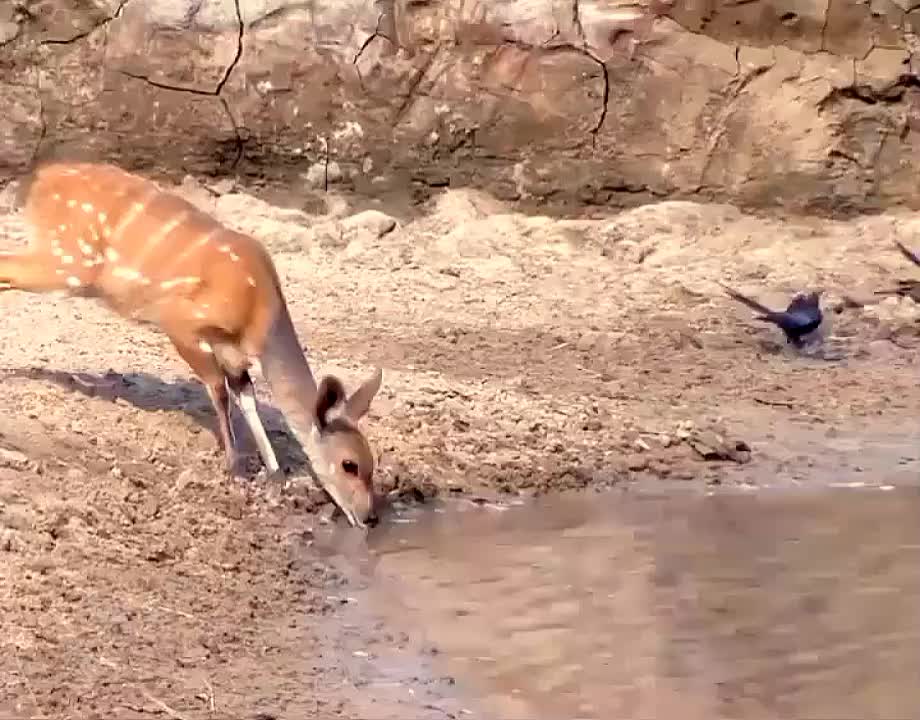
[343,367,383,422]
[315,375,347,430]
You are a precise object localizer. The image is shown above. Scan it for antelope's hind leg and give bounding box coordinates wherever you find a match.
[200,331,283,480]
[0,251,82,293]
[169,337,247,481]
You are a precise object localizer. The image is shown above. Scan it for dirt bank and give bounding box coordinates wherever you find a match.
[0,177,918,716]
[4,1,920,214]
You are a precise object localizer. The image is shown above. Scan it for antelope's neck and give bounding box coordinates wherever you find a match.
[257,300,321,430]
[257,302,336,484]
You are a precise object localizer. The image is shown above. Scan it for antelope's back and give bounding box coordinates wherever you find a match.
[22,162,286,347]
[25,162,217,264]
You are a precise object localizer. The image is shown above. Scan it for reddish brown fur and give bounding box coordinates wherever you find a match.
[20,162,281,357]
[3,162,385,527]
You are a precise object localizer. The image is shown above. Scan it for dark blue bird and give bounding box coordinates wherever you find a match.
[719,282,823,348]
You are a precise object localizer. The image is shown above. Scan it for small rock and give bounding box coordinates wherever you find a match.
[686,429,751,464]
[303,162,327,189]
[341,210,397,239]
[0,529,21,552]
[326,161,343,184]
[0,447,29,470]
[171,468,200,493]
[206,178,236,195]
[625,454,649,471]
[324,194,352,219]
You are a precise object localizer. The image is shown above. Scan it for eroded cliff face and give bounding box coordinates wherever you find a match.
[1,0,919,214]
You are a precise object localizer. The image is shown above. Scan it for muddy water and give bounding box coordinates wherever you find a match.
[315,486,920,719]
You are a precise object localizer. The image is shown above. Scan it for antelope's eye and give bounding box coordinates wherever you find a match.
[342,459,359,475]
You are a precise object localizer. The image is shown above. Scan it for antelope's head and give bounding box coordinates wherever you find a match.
[310,368,383,528]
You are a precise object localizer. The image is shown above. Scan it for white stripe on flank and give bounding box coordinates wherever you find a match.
[109,188,157,246]
[132,209,191,270]
[159,276,200,290]
[160,226,220,277]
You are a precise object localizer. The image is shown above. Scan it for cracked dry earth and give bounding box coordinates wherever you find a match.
[0,176,919,718]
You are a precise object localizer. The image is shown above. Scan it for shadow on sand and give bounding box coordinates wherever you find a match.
[4,366,311,473]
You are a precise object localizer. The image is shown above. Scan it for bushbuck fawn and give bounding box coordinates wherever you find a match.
[3,161,383,527]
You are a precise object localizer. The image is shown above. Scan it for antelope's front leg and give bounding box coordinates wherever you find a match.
[226,369,282,480]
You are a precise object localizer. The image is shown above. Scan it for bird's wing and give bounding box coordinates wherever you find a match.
[786,292,820,316]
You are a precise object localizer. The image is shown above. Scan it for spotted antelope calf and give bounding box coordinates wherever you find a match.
[1,161,383,528]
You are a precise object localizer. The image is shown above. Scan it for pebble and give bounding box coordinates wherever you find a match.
[341,209,398,239]
[0,447,29,470]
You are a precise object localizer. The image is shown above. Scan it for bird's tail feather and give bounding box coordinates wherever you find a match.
[718,282,776,318]
[895,241,920,268]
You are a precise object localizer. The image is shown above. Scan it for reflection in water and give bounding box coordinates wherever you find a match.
[351,488,920,720]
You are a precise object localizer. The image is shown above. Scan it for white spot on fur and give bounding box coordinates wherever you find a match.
[66,276,82,288]
[218,245,231,253]
[112,267,142,281]
[81,202,94,213]
[58,224,67,232]
[62,255,74,264]
[105,247,119,261]
[229,252,240,261]
[51,246,63,257]
[102,227,112,239]
[66,199,77,208]
[194,310,206,319]
[52,193,61,201]
[247,276,256,287]
[97,212,107,224]
[198,340,213,353]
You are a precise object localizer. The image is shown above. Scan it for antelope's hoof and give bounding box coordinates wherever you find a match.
[263,467,287,486]
[225,454,250,483]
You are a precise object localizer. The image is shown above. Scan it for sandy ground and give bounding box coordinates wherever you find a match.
[0,174,919,717]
